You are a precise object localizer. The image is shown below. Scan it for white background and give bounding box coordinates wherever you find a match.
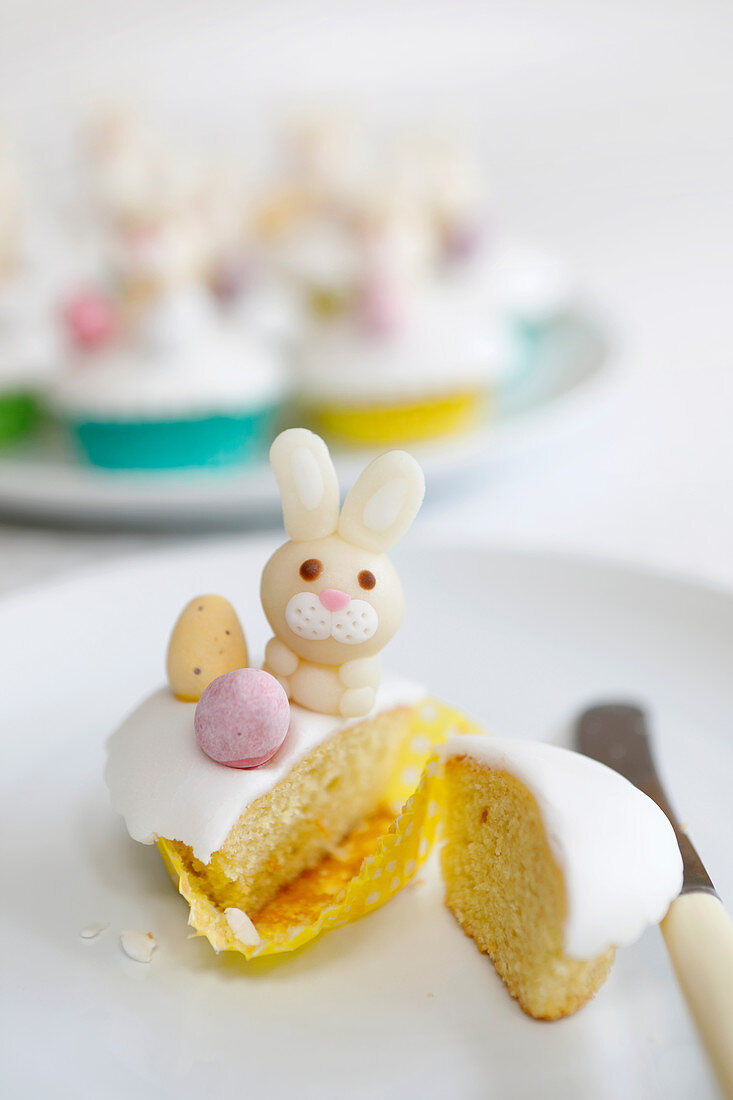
[0,0,731,592]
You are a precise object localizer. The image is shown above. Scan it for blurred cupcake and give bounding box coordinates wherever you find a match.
[0,278,55,447]
[284,135,502,445]
[0,134,57,446]
[257,113,373,322]
[298,273,504,446]
[52,284,286,470]
[50,111,289,470]
[202,162,303,351]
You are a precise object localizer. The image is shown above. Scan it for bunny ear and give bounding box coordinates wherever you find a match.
[338,450,425,552]
[270,428,340,540]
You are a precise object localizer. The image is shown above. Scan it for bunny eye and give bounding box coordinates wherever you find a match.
[299,558,323,581]
[357,570,376,591]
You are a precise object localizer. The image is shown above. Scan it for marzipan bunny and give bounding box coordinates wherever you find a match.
[261,428,425,717]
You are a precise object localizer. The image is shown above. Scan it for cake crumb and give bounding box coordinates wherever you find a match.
[225,907,261,947]
[80,922,109,940]
[427,993,435,998]
[120,930,157,963]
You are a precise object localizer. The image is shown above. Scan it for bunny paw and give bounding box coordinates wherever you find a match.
[339,687,376,719]
[339,656,380,689]
[265,637,299,678]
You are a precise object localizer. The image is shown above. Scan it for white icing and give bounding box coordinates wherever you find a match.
[0,275,58,388]
[442,734,683,960]
[277,218,362,288]
[80,922,109,939]
[120,930,156,963]
[235,277,304,347]
[105,671,425,864]
[225,908,261,945]
[51,288,285,417]
[297,285,507,401]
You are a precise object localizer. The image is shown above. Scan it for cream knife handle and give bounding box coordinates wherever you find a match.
[662,892,733,1098]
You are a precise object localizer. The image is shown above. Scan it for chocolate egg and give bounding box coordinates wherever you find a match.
[194,669,290,768]
[166,595,248,702]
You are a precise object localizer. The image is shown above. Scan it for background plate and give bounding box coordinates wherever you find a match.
[0,311,612,530]
[2,540,727,1099]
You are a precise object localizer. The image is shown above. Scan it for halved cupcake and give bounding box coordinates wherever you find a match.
[103,433,474,957]
[106,668,439,951]
[441,735,683,1019]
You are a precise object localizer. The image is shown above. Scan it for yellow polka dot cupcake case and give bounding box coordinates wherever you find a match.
[158,702,479,959]
[105,426,476,959]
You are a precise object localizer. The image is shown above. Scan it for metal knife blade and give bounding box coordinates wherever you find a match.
[576,703,717,897]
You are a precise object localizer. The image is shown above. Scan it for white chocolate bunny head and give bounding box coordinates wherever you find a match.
[261,429,425,676]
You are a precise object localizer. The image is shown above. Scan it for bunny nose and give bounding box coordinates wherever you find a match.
[319,588,351,612]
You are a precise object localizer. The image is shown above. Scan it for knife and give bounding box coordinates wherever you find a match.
[577,704,733,1098]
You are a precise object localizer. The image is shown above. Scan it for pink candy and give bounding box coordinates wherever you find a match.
[444,221,484,262]
[62,291,118,351]
[356,275,405,337]
[194,669,290,769]
[210,252,255,303]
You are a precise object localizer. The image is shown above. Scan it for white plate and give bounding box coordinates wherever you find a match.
[0,311,612,530]
[2,541,727,1099]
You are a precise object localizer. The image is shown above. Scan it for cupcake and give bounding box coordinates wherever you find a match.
[0,135,57,446]
[105,429,468,956]
[51,114,288,469]
[293,204,505,445]
[298,273,505,445]
[0,276,56,446]
[441,735,682,1019]
[52,285,286,470]
[267,128,508,445]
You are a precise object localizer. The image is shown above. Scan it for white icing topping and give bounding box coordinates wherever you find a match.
[80,922,109,939]
[0,275,58,387]
[225,908,261,946]
[120,930,156,963]
[442,734,683,959]
[277,218,362,288]
[234,278,304,347]
[51,289,285,417]
[297,287,505,401]
[105,671,425,864]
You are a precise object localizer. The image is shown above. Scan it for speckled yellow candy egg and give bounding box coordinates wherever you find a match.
[166,595,248,702]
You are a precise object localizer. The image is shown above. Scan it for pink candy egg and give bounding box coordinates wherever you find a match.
[356,275,405,337]
[194,669,290,769]
[444,221,484,262]
[210,252,255,303]
[62,291,118,351]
